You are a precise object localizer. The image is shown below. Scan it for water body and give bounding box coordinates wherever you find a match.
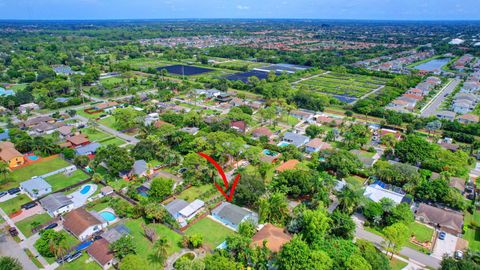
[414,58,450,71]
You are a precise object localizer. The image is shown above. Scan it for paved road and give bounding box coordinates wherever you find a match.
[420,79,460,117]
[0,233,38,270]
[352,85,385,105]
[354,218,441,269]
[74,115,140,145]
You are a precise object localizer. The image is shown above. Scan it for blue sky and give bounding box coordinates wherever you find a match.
[0,0,479,20]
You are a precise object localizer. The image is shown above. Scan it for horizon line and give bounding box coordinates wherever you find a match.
[0,18,479,22]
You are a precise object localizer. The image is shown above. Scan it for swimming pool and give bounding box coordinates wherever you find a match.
[80,185,91,195]
[27,155,39,161]
[76,241,93,251]
[99,211,116,222]
[262,149,277,156]
[277,141,290,147]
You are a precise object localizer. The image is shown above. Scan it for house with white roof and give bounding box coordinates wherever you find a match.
[20,177,52,199]
[363,182,405,204]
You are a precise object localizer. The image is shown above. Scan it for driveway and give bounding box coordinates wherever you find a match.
[69,184,97,208]
[11,205,45,223]
[432,232,458,259]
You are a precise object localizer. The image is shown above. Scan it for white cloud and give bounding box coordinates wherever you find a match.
[236,4,249,10]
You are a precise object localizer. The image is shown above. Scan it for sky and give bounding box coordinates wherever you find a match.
[0,0,479,20]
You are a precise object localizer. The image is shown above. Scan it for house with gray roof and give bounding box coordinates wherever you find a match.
[211,202,258,231]
[39,193,74,217]
[101,224,130,243]
[165,199,189,219]
[129,160,149,178]
[75,142,101,156]
[281,132,310,147]
[436,111,456,121]
[20,177,52,199]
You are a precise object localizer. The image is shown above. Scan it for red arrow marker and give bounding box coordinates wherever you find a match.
[197,152,240,202]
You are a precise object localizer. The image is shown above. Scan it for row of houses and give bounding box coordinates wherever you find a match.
[387,76,442,113]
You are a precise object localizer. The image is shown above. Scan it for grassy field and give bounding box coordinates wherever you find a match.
[76,109,100,119]
[57,253,102,270]
[15,213,52,237]
[344,175,367,188]
[389,258,408,270]
[185,217,235,249]
[2,157,71,189]
[97,116,118,130]
[296,72,387,98]
[118,58,178,70]
[81,128,110,141]
[0,194,31,214]
[44,170,90,191]
[98,136,126,146]
[125,219,183,258]
[176,184,215,202]
[408,222,434,243]
[464,210,480,251]
[214,60,267,70]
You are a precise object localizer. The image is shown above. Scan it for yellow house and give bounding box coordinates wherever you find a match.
[0,141,25,168]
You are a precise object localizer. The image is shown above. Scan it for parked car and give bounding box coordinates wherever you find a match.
[21,202,37,210]
[439,231,446,240]
[8,227,18,237]
[7,188,20,195]
[44,223,58,230]
[66,251,82,262]
[454,250,464,259]
[93,235,103,241]
[56,254,70,264]
[0,191,7,198]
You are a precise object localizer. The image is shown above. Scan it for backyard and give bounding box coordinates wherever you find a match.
[44,170,90,191]
[124,219,183,262]
[464,210,480,251]
[184,217,235,249]
[3,157,71,190]
[389,258,408,270]
[176,184,215,202]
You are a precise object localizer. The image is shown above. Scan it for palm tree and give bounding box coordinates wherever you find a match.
[92,173,103,184]
[149,237,169,267]
[337,186,363,214]
[0,256,22,270]
[0,161,10,182]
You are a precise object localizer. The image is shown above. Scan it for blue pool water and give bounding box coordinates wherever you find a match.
[80,185,91,195]
[262,149,277,156]
[76,241,93,251]
[27,155,39,161]
[100,211,116,222]
[277,142,290,147]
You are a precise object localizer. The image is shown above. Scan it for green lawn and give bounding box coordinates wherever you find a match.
[365,222,433,254]
[44,170,90,191]
[57,253,102,270]
[280,114,300,126]
[98,136,126,146]
[81,128,110,142]
[125,219,183,258]
[86,198,110,212]
[15,213,52,237]
[390,258,408,270]
[98,116,118,130]
[24,248,44,268]
[0,194,31,214]
[76,109,100,119]
[345,175,366,188]
[464,210,480,251]
[408,222,434,243]
[2,157,71,190]
[185,217,235,249]
[176,184,214,202]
